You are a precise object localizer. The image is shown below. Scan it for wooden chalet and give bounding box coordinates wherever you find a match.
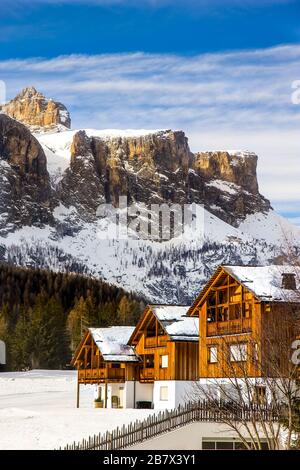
[71,326,141,407]
[188,265,300,379]
[128,305,199,383]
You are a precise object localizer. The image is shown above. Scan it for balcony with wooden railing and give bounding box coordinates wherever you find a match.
[78,368,125,384]
[144,335,168,348]
[207,317,252,337]
[139,368,155,383]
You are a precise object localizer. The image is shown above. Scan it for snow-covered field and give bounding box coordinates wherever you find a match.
[0,370,155,450]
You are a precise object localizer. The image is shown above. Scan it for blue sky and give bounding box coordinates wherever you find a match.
[0,0,300,58]
[0,0,300,224]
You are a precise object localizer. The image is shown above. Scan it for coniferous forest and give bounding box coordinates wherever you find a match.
[0,264,145,371]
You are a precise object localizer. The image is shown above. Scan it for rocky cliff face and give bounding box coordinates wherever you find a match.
[0,87,71,131]
[56,129,270,226]
[195,150,259,194]
[58,130,105,222]
[0,114,53,235]
[0,88,293,303]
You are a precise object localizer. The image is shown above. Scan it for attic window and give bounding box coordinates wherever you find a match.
[281,273,296,290]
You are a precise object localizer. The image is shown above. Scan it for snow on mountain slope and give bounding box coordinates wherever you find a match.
[0,204,286,302]
[1,122,299,303]
[35,129,76,184]
[238,209,300,245]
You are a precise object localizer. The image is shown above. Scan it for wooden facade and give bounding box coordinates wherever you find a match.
[128,306,199,382]
[71,265,300,410]
[188,266,300,379]
[72,330,138,385]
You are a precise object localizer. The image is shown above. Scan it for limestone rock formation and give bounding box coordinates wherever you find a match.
[0,114,53,234]
[0,87,71,130]
[58,130,105,221]
[58,129,270,226]
[195,150,259,194]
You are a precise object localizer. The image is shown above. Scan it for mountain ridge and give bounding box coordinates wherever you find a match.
[0,88,299,303]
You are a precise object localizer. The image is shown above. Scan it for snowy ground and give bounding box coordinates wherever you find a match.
[0,370,155,450]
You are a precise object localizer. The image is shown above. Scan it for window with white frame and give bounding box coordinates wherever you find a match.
[230,343,247,362]
[160,386,169,401]
[208,345,218,363]
[160,354,169,369]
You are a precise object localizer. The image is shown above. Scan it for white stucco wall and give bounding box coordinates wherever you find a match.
[135,382,154,404]
[153,381,195,410]
[128,421,281,450]
[124,381,154,408]
[0,340,5,365]
[124,381,135,408]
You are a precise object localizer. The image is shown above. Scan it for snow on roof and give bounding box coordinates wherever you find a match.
[150,305,199,341]
[89,326,140,362]
[223,265,300,303]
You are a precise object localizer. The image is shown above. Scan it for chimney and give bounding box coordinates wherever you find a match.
[281,273,296,290]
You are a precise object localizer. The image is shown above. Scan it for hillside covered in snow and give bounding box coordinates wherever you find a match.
[1,88,300,303]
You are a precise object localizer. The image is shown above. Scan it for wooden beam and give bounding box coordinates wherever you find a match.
[105,363,108,408]
[104,383,108,409]
[76,369,80,408]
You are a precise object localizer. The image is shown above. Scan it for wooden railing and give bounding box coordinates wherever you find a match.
[78,368,125,382]
[139,368,155,382]
[60,400,279,451]
[207,318,252,336]
[144,336,168,348]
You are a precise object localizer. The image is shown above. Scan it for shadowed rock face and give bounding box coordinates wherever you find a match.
[57,130,105,222]
[194,151,259,194]
[58,129,271,227]
[0,114,54,234]
[0,85,271,235]
[0,87,71,130]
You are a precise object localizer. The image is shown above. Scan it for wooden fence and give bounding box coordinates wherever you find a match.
[60,400,280,451]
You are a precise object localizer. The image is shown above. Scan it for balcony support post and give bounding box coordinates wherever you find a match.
[76,369,80,409]
[104,363,108,408]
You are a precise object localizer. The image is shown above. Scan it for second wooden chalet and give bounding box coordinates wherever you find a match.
[127,305,199,409]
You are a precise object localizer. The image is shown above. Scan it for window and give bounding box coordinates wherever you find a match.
[253,343,259,362]
[208,346,218,363]
[145,354,154,368]
[202,439,270,450]
[160,354,168,369]
[160,386,168,401]
[229,303,241,320]
[244,302,253,319]
[218,288,228,305]
[253,386,266,405]
[111,363,120,369]
[230,343,247,362]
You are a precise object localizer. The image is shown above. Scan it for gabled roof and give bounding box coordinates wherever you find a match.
[89,326,140,362]
[224,265,300,303]
[188,264,300,316]
[129,305,198,344]
[150,305,198,341]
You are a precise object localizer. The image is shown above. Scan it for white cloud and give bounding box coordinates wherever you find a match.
[0,45,300,213]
